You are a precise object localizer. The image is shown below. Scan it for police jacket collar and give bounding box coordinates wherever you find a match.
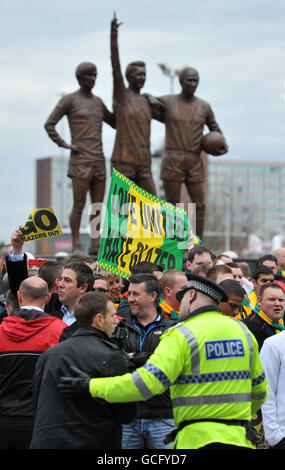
[184,305,222,321]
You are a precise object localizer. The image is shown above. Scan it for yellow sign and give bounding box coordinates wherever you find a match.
[22,208,63,242]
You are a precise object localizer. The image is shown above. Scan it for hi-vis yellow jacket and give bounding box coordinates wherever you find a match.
[89,306,268,449]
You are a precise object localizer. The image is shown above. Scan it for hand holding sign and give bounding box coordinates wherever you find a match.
[22,208,63,242]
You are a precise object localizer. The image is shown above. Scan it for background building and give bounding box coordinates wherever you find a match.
[35,154,285,257]
[36,157,84,230]
[204,158,285,254]
[35,154,166,255]
[36,156,92,255]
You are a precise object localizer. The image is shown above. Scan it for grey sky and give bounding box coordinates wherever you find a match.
[1,0,285,243]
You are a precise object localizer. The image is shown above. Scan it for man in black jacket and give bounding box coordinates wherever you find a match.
[115,273,177,449]
[30,291,135,449]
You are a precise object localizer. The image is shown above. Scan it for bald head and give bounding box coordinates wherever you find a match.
[18,276,50,310]
[273,247,285,270]
[160,270,187,310]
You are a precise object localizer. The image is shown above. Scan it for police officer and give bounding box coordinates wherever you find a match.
[58,273,268,449]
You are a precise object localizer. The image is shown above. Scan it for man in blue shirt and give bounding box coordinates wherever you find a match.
[57,262,94,326]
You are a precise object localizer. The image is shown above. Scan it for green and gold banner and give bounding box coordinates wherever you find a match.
[98,169,199,279]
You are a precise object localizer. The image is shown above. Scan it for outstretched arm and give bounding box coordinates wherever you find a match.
[144,94,166,122]
[58,327,186,403]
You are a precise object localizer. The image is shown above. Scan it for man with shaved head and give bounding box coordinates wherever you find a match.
[273,247,285,283]
[0,276,67,449]
[274,248,285,271]
[159,269,187,320]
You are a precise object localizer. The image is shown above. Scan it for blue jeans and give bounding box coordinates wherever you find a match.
[122,418,175,449]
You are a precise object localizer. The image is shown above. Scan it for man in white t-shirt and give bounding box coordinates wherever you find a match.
[260,331,285,448]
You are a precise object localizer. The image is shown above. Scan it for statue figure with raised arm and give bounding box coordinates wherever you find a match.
[110,14,156,195]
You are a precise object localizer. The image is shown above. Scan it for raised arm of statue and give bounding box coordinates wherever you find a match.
[110,13,125,102]
[44,95,77,151]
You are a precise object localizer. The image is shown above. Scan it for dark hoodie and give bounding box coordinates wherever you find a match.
[0,308,66,416]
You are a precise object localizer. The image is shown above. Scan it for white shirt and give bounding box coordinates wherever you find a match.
[260,331,285,446]
[242,278,254,295]
[21,305,44,312]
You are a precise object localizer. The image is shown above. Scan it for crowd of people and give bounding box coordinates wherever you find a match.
[0,227,285,450]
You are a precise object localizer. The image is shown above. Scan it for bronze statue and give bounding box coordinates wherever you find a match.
[146,66,228,239]
[44,62,115,256]
[110,14,156,195]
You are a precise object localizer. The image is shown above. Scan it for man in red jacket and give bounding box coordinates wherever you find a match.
[0,276,67,449]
